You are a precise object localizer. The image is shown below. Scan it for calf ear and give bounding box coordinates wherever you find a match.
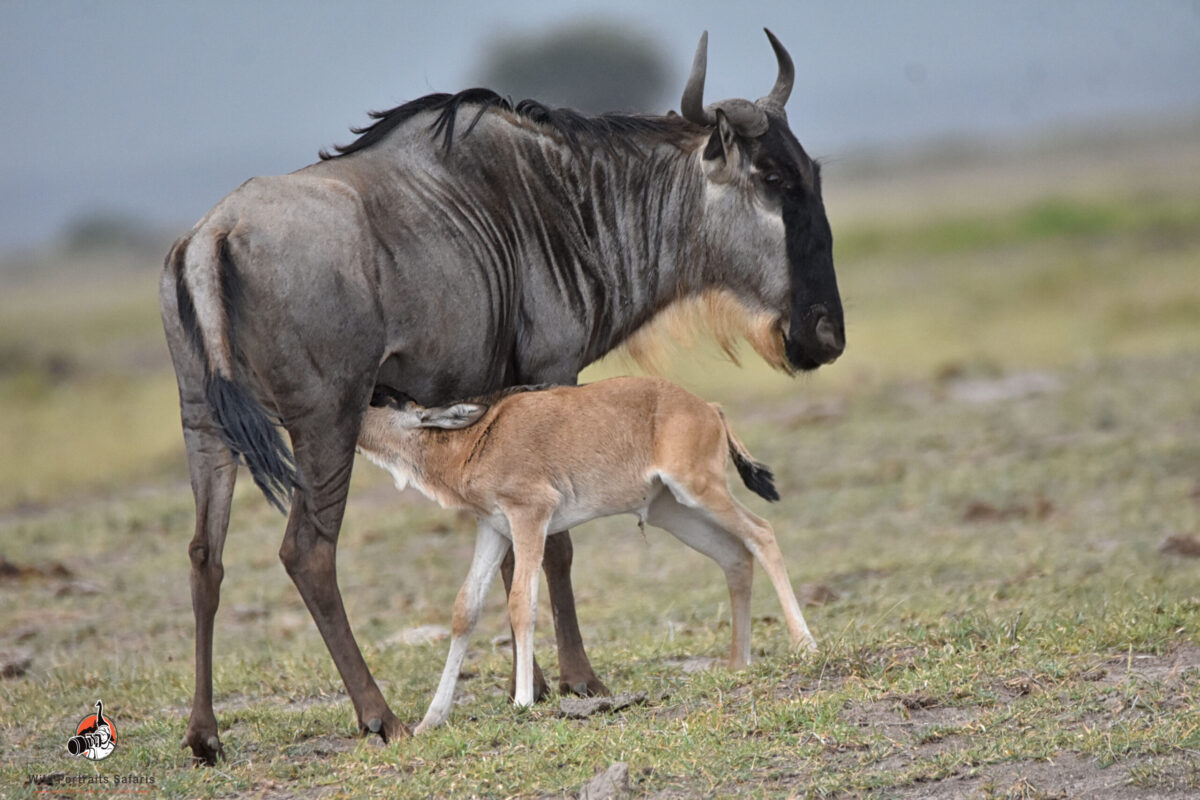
[419,403,488,429]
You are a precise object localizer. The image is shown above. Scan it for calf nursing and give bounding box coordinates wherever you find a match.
[356,376,817,732]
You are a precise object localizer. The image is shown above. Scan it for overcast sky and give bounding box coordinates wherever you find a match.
[2,0,1198,251]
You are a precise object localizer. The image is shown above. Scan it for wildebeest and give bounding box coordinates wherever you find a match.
[357,377,818,733]
[160,29,844,764]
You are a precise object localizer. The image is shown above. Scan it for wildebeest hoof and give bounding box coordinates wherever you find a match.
[181,730,224,766]
[361,712,409,742]
[560,675,612,698]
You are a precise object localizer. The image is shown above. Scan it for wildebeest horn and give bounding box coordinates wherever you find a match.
[714,100,769,137]
[759,28,794,110]
[680,31,716,127]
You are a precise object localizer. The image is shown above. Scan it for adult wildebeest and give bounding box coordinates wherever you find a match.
[160,29,844,764]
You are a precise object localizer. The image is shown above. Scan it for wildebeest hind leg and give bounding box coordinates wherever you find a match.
[278,415,407,742]
[180,423,237,765]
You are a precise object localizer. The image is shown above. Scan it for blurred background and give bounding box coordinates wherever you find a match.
[2,0,1198,252]
[1,0,1198,507]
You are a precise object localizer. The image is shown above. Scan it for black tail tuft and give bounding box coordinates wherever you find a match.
[205,375,296,513]
[732,450,780,502]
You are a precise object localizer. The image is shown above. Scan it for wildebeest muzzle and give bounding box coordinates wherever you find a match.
[786,302,845,372]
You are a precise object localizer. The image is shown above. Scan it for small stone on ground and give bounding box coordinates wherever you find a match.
[579,761,629,800]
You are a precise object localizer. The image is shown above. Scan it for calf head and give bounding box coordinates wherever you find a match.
[368,386,488,431]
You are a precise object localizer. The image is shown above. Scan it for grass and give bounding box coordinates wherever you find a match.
[835,193,1200,261]
[2,130,1200,797]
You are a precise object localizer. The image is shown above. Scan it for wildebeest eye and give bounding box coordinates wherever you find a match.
[762,172,783,186]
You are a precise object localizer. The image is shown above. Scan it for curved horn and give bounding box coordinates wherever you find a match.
[714,99,768,138]
[760,28,794,109]
[680,31,716,126]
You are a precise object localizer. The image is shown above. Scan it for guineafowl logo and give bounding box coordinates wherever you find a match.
[66,700,116,761]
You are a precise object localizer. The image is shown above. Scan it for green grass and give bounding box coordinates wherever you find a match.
[836,193,1200,260]
[2,139,1200,797]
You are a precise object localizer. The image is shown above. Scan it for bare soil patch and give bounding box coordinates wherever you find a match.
[894,751,1200,800]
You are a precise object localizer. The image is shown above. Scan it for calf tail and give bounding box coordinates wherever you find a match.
[714,405,779,503]
[170,231,297,513]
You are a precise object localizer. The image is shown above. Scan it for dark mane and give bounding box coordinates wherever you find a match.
[461,382,557,406]
[370,381,558,411]
[320,88,701,160]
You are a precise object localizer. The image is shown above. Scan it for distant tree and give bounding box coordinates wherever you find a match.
[61,211,159,254]
[474,21,674,114]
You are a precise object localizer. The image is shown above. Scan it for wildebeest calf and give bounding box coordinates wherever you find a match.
[356,376,817,732]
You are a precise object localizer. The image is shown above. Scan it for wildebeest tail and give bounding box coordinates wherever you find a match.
[203,375,296,513]
[713,404,780,502]
[170,231,297,513]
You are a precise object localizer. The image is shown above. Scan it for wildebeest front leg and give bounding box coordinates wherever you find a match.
[278,425,406,742]
[544,530,610,696]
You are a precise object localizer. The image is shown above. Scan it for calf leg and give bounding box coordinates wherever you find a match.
[702,499,817,653]
[279,414,406,742]
[501,531,608,699]
[506,510,551,708]
[648,493,755,666]
[500,548,550,701]
[416,522,509,733]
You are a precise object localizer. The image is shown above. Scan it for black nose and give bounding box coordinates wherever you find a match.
[814,313,845,360]
[785,304,846,371]
[808,305,845,363]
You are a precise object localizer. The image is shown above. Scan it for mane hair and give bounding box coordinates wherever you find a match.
[459,383,557,407]
[320,88,702,160]
[370,382,557,411]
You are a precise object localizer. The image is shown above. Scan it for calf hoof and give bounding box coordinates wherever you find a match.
[507,661,552,703]
[361,711,409,742]
[181,729,223,767]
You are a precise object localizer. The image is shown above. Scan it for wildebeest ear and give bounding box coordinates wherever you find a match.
[418,403,488,429]
[717,109,738,156]
[703,109,741,171]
